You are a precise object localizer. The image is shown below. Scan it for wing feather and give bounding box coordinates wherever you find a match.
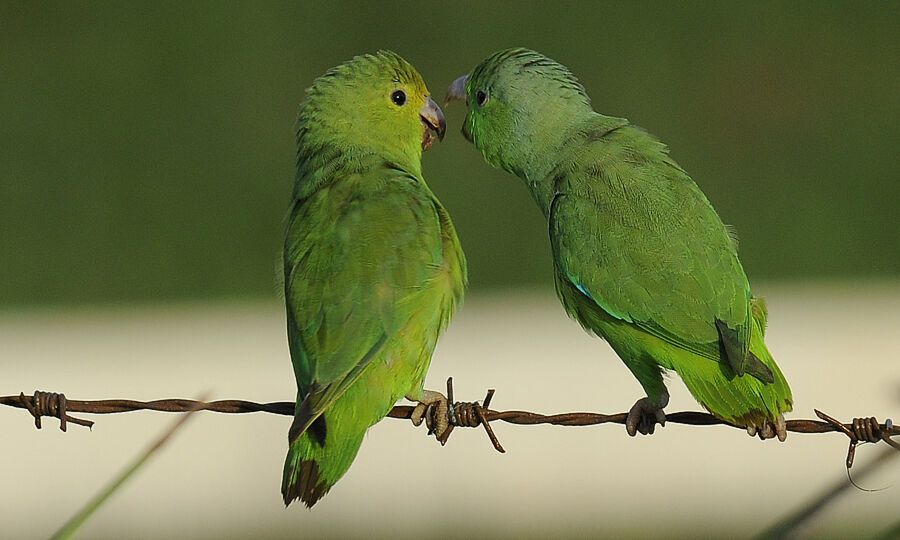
[550,126,753,367]
[284,168,448,443]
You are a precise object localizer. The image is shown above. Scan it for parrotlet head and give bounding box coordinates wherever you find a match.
[298,50,445,163]
[445,48,592,172]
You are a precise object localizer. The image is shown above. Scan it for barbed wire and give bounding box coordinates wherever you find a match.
[2,377,898,471]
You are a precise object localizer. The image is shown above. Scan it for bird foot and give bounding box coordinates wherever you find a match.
[746,413,787,441]
[626,397,667,436]
[408,389,450,441]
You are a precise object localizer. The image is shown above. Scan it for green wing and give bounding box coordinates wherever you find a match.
[549,125,766,378]
[284,167,448,443]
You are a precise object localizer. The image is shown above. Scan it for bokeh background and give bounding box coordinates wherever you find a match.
[2,2,898,538]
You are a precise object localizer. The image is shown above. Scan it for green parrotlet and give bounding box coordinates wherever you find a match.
[282,51,466,507]
[447,48,791,440]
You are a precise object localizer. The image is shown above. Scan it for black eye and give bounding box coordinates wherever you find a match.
[476,90,487,106]
[391,89,406,106]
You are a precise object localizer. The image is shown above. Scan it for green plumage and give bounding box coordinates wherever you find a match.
[282,51,465,507]
[453,48,791,434]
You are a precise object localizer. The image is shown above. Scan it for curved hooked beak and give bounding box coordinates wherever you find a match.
[445,74,473,142]
[444,74,469,106]
[419,96,446,151]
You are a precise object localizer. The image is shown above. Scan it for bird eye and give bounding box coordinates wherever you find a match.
[476,90,488,106]
[391,89,407,106]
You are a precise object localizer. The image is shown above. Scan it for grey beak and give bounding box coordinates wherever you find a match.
[444,74,469,107]
[419,96,446,141]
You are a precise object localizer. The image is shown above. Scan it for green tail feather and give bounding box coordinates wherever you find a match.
[676,308,792,428]
[281,363,403,508]
[282,444,329,508]
[281,416,366,508]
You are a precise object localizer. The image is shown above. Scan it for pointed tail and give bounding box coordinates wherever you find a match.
[282,414,367,508]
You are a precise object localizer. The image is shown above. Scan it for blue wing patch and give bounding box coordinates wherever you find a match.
[570,277,634,324]
[575,282,593,300]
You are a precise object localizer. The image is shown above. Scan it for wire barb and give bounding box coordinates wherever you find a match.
[18,391,94,431]
[813,409,899,492]
[431,378,504,452]
[815,409,888,469]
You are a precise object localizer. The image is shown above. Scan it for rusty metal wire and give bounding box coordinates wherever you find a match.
[3,379,898,470]
[1,391,295,429]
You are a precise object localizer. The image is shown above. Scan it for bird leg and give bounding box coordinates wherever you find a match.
[747,413,787,442]
[626,394,668,436]
[408,389,450,440]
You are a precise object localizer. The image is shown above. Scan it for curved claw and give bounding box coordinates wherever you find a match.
[748,414,787,442]
[626,397,667,436]
[410,403,426,427]
[776,413,787,441]
[408,389,450,442]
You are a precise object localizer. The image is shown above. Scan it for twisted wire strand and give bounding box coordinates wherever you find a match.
[2,382,898,468]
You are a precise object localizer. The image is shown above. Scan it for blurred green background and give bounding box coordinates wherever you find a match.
[2,1,898,307]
